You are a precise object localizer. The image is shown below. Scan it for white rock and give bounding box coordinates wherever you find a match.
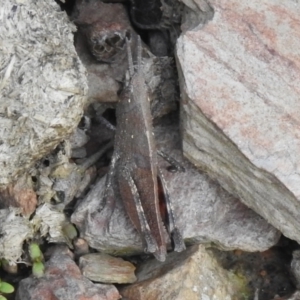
[0,0,88,188]
[0,208,33,263]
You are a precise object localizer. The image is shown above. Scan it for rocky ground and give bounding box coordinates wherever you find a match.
[0,0,300,299]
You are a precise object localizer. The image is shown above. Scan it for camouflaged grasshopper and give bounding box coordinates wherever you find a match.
[103,36,185,261]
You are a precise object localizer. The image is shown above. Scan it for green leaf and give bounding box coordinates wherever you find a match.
[0,282,14,294]
[32,261,45,278]
[62,223,77,240]
[0,295,7,300]
[29,243,43,261]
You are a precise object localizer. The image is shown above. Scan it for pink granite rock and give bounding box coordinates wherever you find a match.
[177,0,300,243]
[16,245,120,300]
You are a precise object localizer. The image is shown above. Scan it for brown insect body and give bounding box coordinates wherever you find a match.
[102,36,185,261]
[114,38,166,261]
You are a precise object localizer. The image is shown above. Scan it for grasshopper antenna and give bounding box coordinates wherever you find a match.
[137,35,142,72]
[126,37,134,77]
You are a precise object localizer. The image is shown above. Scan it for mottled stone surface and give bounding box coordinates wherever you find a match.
[0,174,37,216]
[177,0,300,244]
[16,245,121,300]
[211,245,295,299]
[284,291,300,300]
[291,250,300,289]
[79,253,136,284]
[120,245,248,300]
[71,117,280,257]
[0,0,87,188]
[0,208,33,263]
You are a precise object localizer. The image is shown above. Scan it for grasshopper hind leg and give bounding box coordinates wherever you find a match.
[158,167,186,252]
[120,168,167,261]
[90,153,119,234]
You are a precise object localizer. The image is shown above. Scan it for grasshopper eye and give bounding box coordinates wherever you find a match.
[94,44,105,53]
[91,37,98,44]
[167,165,178,173]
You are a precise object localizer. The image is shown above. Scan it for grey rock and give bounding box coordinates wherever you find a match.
[51,146,111,205]
[0,0,87,188]
[79,253,136,284]
[31,141,103,206]
[291,250,300,289]
[283,291,300,300]
[71,119,280,257]
[71,147,87,159]
[180,0,214,32]
[69,128,90,149]
[176,0,300,244]
[120,244,249,300]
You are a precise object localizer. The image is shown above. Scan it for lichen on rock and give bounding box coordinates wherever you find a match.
[0,0,88,188]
